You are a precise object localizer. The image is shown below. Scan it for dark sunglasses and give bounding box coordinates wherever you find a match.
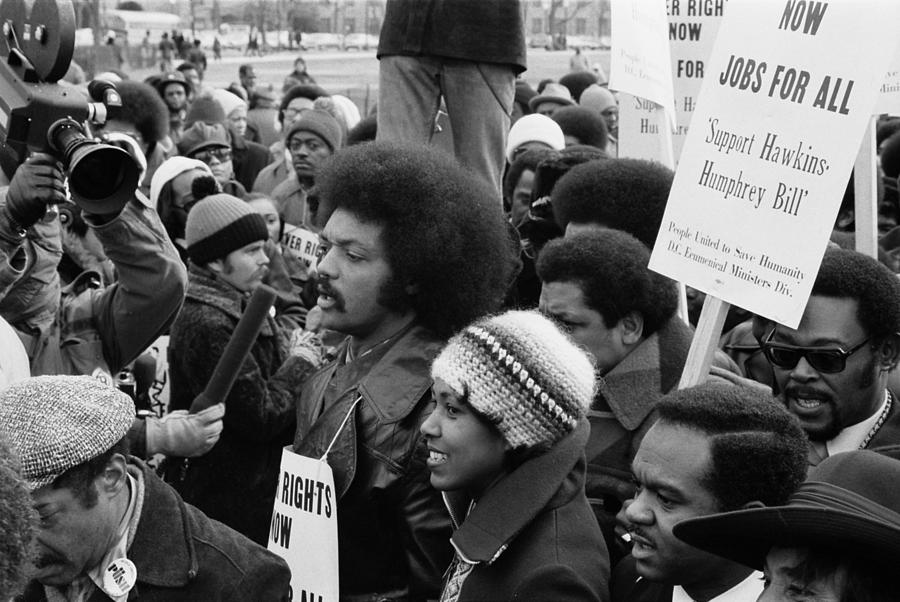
[761,329,872,373]
[191,147,231,163]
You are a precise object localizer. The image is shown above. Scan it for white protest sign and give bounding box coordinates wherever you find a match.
[282,225,320,268]
[649,0,900,328]
[619,0,727,163]
[268,448,339,602]
[610,0,677,129]
[875,52,900,116]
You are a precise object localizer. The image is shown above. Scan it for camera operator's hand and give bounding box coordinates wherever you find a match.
[5,153,66,229]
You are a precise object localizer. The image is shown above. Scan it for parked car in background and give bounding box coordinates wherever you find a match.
[527,33,553,49]
[566,35,605,50]
[303,32,344,50]
[343,33,379,50]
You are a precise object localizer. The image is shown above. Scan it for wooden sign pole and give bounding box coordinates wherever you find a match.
[854,115,879,259]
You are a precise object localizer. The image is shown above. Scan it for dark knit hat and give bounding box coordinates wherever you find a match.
[551,106,608,150]
[559,71,600,103]
[185,193,268,265]
[185,95,227,128]
[431,310,595,450]
[285,109,343,152]
[177,122,230,157]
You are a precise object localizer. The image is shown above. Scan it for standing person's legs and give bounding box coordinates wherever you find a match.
[441,60,515,201]
[377,55,443,145]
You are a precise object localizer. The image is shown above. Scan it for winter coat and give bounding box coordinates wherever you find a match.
[441,420,610,602]
[20,458,291,601]
[167,265,317,544]
[587,317,742,563]
[292,323,453,601]
[378,0,527,73]
[0,192,186,378]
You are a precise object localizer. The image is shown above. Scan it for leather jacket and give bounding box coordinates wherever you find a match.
[292,323,453,601]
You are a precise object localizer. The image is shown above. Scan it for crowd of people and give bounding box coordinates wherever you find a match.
[2,1,900,601]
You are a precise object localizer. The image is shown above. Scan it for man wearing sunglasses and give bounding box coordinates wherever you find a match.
[177,122,246,199]
[761,247,900,466]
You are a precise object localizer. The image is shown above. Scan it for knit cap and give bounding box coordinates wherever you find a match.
[552,105,608,150]
[0,375,135,490]
[431,310,595,450]
[185,95,227,128]
[285,108,344,152]
[177,121,230,157]
[149,156,213,207]
[212,88,247,117]
[185,193,268,265]
[505,114,566,163]
[580,84,618,115]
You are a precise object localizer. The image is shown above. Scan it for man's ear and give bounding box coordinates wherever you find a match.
[618,310,645,346]
[878,332,900,370]
[98,453,129,498]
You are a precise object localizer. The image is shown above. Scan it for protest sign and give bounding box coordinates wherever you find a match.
[619,0,727,163]
[282,224,320,268]
[875,53,900,116]
[268,448,339,602]
[649,0,900,329]
[609,0,676,132]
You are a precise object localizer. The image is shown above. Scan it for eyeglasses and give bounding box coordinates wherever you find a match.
[191,147,231,164]
[761,329,872,373]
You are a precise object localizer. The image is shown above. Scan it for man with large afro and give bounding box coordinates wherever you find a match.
[292,141,518,600]
[552,158,674,248]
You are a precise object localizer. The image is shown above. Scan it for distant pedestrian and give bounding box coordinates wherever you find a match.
[213,36,222,60]
[159,31,175,72]
[141,29,153,68]
[570,47,591,72]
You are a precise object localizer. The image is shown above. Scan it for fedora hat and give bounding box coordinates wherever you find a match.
[528,83,575,113]
[673,450,900,570]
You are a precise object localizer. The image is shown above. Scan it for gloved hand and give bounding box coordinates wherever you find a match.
[5,153,67,229]
[289,328,325,368]
[145,403,225,457]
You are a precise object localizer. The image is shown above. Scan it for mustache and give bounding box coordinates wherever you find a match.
[34,552,65,569]
[318,281,345,311]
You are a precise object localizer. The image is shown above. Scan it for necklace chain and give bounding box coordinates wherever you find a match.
[859,390,892,450]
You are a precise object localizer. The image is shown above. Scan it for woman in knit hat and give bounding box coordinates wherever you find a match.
[422,310,610,602]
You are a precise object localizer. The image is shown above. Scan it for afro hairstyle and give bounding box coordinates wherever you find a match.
[347,115,377,146]
[314,142,518,337]
[655,382,809,511]
[559,70,599,102]
[0,430,34,600]
[103,80,169,144]
[536,228,678,337]
[279,83,330,125]
[812,247,900,344]
[551,158,674,248]
[551,106,608,150]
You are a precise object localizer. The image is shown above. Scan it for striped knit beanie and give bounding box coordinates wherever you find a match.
[432,310,595,450]
[185,193,268,265]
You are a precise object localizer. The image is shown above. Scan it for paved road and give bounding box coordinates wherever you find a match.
[131,48,612,114]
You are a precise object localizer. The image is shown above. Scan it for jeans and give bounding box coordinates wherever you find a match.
[377,55,515,201]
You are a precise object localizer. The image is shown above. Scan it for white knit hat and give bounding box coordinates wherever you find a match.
[505,114,566,163]
[432,310,595,450]
[580,84,618,114]
[212,88,248,117]
[149,156,212,207]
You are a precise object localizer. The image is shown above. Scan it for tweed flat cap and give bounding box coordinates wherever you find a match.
[0,376,134,490]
